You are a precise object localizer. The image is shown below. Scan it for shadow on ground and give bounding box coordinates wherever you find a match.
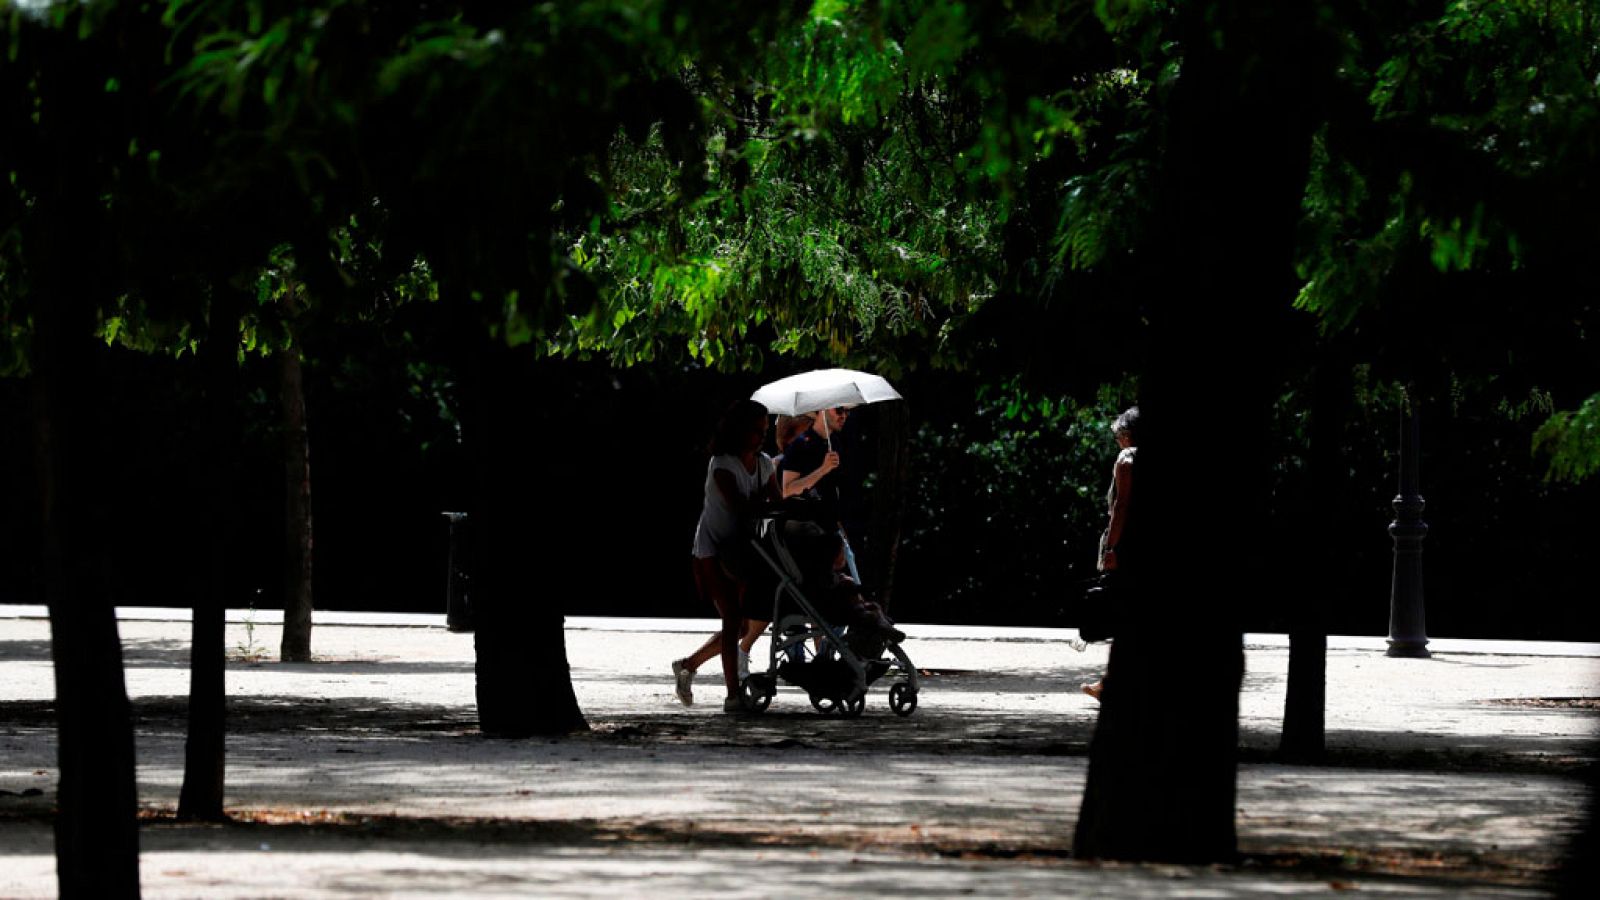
[4,690,1590,776]
[0,808,1567,893]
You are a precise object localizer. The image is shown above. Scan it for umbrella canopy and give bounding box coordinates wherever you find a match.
[750,368,902,416]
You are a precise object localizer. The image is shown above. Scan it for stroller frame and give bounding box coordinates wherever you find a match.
[736,512,920,717]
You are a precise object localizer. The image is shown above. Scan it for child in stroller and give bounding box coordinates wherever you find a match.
[736,502,919,717]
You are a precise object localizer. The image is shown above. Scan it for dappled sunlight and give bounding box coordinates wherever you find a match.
[0,820,1464,900]
[2,615,1593,896]
[1239,766,1586,854]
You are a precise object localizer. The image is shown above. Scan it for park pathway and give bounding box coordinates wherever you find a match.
[1,609,1595,897]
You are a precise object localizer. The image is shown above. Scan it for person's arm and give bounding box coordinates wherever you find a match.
[1101,455,1134,571]
[761,458,782,504]
[781,451,840,498]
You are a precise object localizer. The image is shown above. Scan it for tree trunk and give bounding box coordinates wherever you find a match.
[1281,348,1350,761]
[1282,632,1327,758]
[1072,383,1252,863]
[468,343,588,737]
[1073,0,1329,863]
[868,400,911,611]
[279,325,314,663]
[34,298,142,898]
[177,287,239,821]
[1558,755,1600,897]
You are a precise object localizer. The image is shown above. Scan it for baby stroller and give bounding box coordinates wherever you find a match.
[735,504,920,717]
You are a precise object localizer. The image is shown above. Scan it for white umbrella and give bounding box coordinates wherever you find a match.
[749,368,902,417]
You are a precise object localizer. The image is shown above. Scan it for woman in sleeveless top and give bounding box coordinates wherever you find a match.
[1084,406,1138,701]
[672,400,781,714]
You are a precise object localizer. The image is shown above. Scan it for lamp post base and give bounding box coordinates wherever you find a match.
[1385,638,1431,659]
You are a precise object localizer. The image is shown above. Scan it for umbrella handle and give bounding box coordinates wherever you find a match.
[818,409,832,449]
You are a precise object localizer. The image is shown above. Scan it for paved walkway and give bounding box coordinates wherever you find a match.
[1,607,1596,898]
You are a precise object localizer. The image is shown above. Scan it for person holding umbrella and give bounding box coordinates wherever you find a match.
[752,368,902,584]
[671,399,782,713]
[778,405,858,579]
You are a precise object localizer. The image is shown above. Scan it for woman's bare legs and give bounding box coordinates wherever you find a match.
[683,557,751,698]
[685,619,767,669]
[682,631,723,672]
[739,619,767,655]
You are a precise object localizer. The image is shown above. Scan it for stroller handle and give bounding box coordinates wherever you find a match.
[752,497,829,525]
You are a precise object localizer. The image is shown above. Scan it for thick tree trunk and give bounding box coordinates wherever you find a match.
[1558,755,1600,897]
[868,400,911,611]
[34,301,142,898]
[1072,385,1252,863]
[279,334,314,663]
[1074,0,1329,863]
[1075,627,1244,862]
[177,288,239,821]
[468,344,588,737]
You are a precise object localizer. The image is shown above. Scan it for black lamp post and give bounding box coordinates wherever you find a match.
[1386,399,1430,658]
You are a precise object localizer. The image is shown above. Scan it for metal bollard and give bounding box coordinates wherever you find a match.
[442,512,474,632]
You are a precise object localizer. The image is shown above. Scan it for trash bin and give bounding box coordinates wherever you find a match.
[442,511,473,632]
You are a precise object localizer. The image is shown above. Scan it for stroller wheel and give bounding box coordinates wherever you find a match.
[741,674,774,714]
[888,682,918,716]
[841,693,866,718]
[809,693,839,715]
